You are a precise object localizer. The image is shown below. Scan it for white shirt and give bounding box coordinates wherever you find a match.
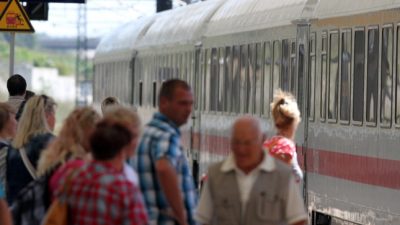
[195,154,308,225]
[7,95,25,113]
[123,163,139,186]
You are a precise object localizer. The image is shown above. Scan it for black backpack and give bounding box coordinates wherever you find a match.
[10,164,60,225]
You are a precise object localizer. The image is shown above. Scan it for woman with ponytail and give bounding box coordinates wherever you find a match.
[263,89,303,182]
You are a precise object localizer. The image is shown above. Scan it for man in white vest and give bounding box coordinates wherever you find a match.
[195,116,307,225]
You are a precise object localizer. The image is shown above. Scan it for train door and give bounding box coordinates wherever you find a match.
[295,21,311,202]
[190,47,202,188]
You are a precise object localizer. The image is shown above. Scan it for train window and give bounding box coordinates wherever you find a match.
[309,33,316,120]
[240,45,249,113]
[298,44,305,113]
[328,32,339,121]
[204,49,211,111]
[248,43,256,114]
[381,26,393,125]
[281,39,290,91]
[321,33,327,121]
[273,40,281,92]
[255,43,264,115]
[195,50,203,111]
[366,28,379,124]
[263,42,272,117]
[210,48,219,111]
[139,81,143,106]
[232,45,241,113]
[181,53,187,81]
[218,47,225,112]
[152,81,157,108]
[290,41,296,94]
[353,29,365,123]
[224,46,232,112]
[340,30,352,122]
[397,26,400,124]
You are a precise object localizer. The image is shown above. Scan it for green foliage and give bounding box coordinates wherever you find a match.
[0,38,77,76]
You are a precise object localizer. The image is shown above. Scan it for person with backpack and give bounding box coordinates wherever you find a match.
[6,95,56,204]
[0,103,18,197]
[10,107,99,225]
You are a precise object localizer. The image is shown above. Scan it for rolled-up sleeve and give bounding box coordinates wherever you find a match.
[195,181,213,224]
[286,176,308,225]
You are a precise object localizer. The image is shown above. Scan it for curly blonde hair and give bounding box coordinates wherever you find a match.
[271,89,301,130]
[37,107,100,175]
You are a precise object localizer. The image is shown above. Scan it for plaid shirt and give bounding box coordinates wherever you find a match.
[132,112,197,225]
[59,161,148,225]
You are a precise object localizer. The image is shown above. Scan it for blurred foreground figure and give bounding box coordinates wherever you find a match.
[263,89,303,182]
[134,79,197,225]
[38,107,100,197]
[56,117,148,225]
[196,116,307,225]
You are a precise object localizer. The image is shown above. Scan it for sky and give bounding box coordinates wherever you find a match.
[31,0,157,38]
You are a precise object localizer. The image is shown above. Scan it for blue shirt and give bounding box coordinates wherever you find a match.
[132,112,197,225]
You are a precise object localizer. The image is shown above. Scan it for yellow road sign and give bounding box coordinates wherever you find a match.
[0,0,34,32]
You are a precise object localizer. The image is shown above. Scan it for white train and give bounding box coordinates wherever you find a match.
[93,0,400,224]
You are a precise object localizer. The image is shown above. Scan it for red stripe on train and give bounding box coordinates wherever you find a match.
[182,132,400,190]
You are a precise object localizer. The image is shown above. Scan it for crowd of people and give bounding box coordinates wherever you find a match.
[0,74,307,225]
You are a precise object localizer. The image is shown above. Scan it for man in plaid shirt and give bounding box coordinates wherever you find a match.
[133,79,197,225]
[58,116,148,225]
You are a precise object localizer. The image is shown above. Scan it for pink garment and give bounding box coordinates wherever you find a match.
[263,136,295,164]
[49,159,85,199]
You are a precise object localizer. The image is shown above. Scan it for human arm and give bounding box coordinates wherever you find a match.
[0,183,12,225]
[0,200,12,225]
[156,158,188,225]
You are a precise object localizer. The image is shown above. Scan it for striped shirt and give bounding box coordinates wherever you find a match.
[132,112,197,225]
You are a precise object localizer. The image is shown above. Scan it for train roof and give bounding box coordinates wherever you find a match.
[135,0,223,51]
[94,0,400,64]
[94,16,154,64]
[204,0,310,38]
[314,0,400,19]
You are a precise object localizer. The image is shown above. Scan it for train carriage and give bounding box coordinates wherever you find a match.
[93,0,400,224]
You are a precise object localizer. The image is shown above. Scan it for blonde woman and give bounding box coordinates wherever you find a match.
[38,107,100,197]
[263,89,303,182]
[6,95,56,204]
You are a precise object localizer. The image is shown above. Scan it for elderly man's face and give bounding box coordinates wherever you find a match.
[231,119,263,173]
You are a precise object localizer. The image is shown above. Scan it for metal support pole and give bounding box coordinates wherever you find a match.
[9,32,15,77]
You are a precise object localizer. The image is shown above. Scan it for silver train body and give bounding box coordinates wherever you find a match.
[93,0,400,224]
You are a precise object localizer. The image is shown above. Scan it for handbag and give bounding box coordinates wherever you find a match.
[41,198,68,225]
[41,169,76,225]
